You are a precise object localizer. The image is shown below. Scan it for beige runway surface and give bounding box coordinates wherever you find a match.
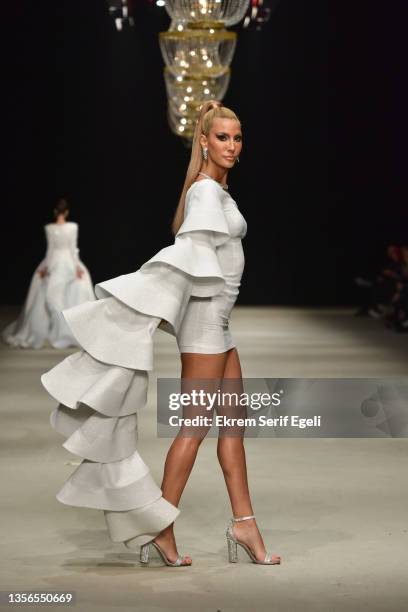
[0,306,408,612]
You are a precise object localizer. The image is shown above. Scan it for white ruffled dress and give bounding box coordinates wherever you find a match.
[41,178,247,548]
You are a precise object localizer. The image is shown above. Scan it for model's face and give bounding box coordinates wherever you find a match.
[201,118,242,169]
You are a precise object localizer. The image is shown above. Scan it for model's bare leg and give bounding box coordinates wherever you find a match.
[154,352,228,564]
[216,348,280,562]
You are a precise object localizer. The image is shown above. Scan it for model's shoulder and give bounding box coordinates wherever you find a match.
[190,177,222,192]
[188,178,224,205]
[63,221,78,231]
[45,223,57,231]
[45,222,77,229]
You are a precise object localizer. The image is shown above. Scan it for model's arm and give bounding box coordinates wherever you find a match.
[176,180,230,248]
[37,225,52,277]
[155,181,230,330]
[70,224,84,278]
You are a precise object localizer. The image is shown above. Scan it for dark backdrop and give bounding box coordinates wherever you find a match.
[3,1,406,305]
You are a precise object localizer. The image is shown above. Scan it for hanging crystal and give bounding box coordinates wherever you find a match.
[165,68,230,116]
[167,105,197,140]
[159,27,236,77]
[164,0,251,27]
[159,1,249,142]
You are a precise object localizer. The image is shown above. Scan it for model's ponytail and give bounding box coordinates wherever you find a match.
[171,100,240,235]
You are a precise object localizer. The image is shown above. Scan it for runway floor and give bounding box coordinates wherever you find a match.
[0,306,408,612]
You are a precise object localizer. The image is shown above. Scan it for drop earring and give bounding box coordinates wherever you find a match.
[236,156,240,163]
[202,147,208,161]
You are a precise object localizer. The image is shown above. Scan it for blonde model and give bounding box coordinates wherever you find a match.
[41,101,281,567]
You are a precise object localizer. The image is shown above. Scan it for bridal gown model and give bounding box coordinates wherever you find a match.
[3,221,95,349]
[41,178,247,549]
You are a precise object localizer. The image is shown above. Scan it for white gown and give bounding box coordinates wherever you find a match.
[3,222,95,349]
[41,179,247,548]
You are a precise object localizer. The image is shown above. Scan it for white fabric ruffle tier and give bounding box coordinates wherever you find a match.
[41,194,230,548]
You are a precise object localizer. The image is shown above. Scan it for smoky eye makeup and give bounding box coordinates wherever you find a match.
[216,133,243,141]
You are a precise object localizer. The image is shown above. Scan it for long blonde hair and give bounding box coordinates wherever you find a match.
[171,100,240,235]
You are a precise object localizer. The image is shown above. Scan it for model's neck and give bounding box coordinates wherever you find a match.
[200,163,228,187]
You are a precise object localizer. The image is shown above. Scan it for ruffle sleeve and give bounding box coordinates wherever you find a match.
[177,180,230,247]
[41,181,230,548]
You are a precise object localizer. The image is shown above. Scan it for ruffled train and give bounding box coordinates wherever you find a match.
[41,207,231,547]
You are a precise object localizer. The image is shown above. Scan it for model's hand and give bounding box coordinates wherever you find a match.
[76,266,84,279]
[38,267,48,278]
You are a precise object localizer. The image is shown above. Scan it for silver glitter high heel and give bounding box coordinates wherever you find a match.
[140,539,192,567]
[226,515,281,565]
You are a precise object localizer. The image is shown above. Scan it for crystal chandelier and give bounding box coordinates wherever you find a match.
[164,0,250,27]
[159,0,249,143]
[159,27,236,78]
[165,68,231,115]
[242,0,280,30]
[106,0,135,30]
[167,106,197,140]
